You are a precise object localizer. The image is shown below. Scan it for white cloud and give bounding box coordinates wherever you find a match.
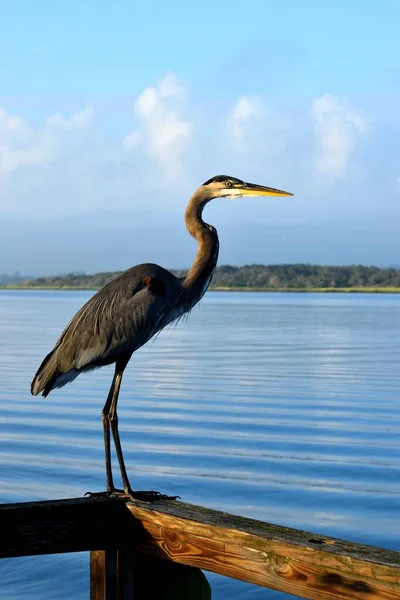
[0,105,93,173]
[122,130,141,150]
[124,73,193,175]
[45,106,93,130]
[311,94,368,177]
[0,108,55,173]
[227,96,265,149]
[0,75,388,224]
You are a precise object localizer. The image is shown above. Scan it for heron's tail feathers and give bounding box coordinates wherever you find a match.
[31,346,80,397]
[31,348,62,397]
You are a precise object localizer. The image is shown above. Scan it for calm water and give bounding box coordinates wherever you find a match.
[0,290,399,599]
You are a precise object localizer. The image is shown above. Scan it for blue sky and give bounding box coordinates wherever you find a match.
[0,0,399,274]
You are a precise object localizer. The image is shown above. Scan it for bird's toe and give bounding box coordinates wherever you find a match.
[84,488,125,498]
[127,489,181,502]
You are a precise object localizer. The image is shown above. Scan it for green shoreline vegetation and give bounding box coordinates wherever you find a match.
[1,264,400,293]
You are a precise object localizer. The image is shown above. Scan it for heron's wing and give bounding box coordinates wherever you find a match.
[31,269,175,396]
[56,276,168,370]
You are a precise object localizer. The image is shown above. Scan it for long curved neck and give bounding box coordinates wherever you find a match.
[182,187,219,304]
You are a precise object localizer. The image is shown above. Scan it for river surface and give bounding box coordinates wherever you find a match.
[0,290,399,599]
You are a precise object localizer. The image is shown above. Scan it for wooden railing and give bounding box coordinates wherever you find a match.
[1,496,399,599]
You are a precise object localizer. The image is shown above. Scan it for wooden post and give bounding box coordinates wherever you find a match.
[90,550,118,600]
[90,549,211,600]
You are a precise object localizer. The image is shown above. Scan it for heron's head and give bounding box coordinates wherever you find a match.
[201,175,293,200]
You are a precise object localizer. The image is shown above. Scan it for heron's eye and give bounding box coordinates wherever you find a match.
[225,180,233,188]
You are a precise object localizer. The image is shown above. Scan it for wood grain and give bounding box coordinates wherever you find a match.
[1,496,399,600]
[125,501,400,600]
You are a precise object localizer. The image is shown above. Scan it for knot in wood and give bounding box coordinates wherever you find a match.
[274,561,291,575]
[163,528,182,551]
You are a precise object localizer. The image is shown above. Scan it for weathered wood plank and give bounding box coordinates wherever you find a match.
[125,501,400,600]
[0,496,134,557]
[1,496,399,600]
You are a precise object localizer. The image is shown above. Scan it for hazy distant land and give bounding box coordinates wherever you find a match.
[2,264,400,292]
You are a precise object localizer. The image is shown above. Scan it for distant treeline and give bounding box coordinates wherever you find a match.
[9,264,400,290]
[0,271,28,285]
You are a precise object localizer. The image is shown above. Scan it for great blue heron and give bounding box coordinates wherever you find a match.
[31,175,292,501]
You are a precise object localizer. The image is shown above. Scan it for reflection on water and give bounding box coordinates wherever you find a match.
[0,290,399,599]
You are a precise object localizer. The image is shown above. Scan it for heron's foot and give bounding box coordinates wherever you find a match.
[84,488,180,502]
[84,488,124,498]
[126,489,181,502]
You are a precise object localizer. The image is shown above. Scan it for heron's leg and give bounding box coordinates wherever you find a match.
[109,356,180,502]
[84,369,123,497]
[102,373,117,493]
[108,363,132,494]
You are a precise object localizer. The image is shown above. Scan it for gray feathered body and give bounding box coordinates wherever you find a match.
[31,263,195,397]
[31,181,220,399]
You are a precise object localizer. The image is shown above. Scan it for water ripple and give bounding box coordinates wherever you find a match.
[0,290,399,600]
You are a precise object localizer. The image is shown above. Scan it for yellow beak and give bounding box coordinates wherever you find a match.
[241,182,293,197]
